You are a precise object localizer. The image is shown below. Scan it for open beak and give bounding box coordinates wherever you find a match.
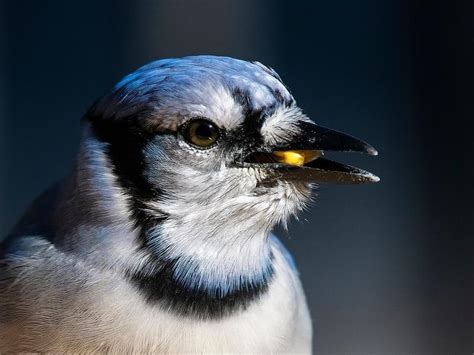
[244,121,379,184]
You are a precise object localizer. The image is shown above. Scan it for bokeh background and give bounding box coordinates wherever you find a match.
[1,1,473,354]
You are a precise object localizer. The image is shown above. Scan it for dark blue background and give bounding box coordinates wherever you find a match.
[1,1,473,353]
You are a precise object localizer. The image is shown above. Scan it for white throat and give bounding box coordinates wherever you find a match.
[141,163,310,295]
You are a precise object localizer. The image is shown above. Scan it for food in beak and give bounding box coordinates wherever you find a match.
[272,150,322,167]
[241,122,379,184]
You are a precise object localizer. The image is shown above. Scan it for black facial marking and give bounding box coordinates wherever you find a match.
[128,253,274,320]
[231,87,253,117]
[85,108,170,245]
[86,109,155,199]
[226,88,278,162]
[243,107,265,133]
[230,88,265,133]
[230,84,292,135]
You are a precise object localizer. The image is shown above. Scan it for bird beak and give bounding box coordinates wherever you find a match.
[244,121,379,184]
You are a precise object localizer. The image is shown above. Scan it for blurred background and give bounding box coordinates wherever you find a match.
[1,0,473,353]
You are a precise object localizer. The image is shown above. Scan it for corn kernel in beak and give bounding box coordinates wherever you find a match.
[272,150,322,167]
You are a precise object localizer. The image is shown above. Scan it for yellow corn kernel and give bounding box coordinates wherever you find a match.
[272,150,321,166]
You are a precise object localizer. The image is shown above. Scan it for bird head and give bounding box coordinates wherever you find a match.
[79,56,378,302]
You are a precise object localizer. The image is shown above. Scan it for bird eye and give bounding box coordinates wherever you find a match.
[182,119,220,148]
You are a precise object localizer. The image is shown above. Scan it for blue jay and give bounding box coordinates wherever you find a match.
[0,56,378,353]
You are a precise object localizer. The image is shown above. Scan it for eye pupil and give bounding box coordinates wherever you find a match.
[183,119,220,148]
[195,122,214,140]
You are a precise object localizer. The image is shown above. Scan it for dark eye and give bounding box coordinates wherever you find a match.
[182,119,220,148]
